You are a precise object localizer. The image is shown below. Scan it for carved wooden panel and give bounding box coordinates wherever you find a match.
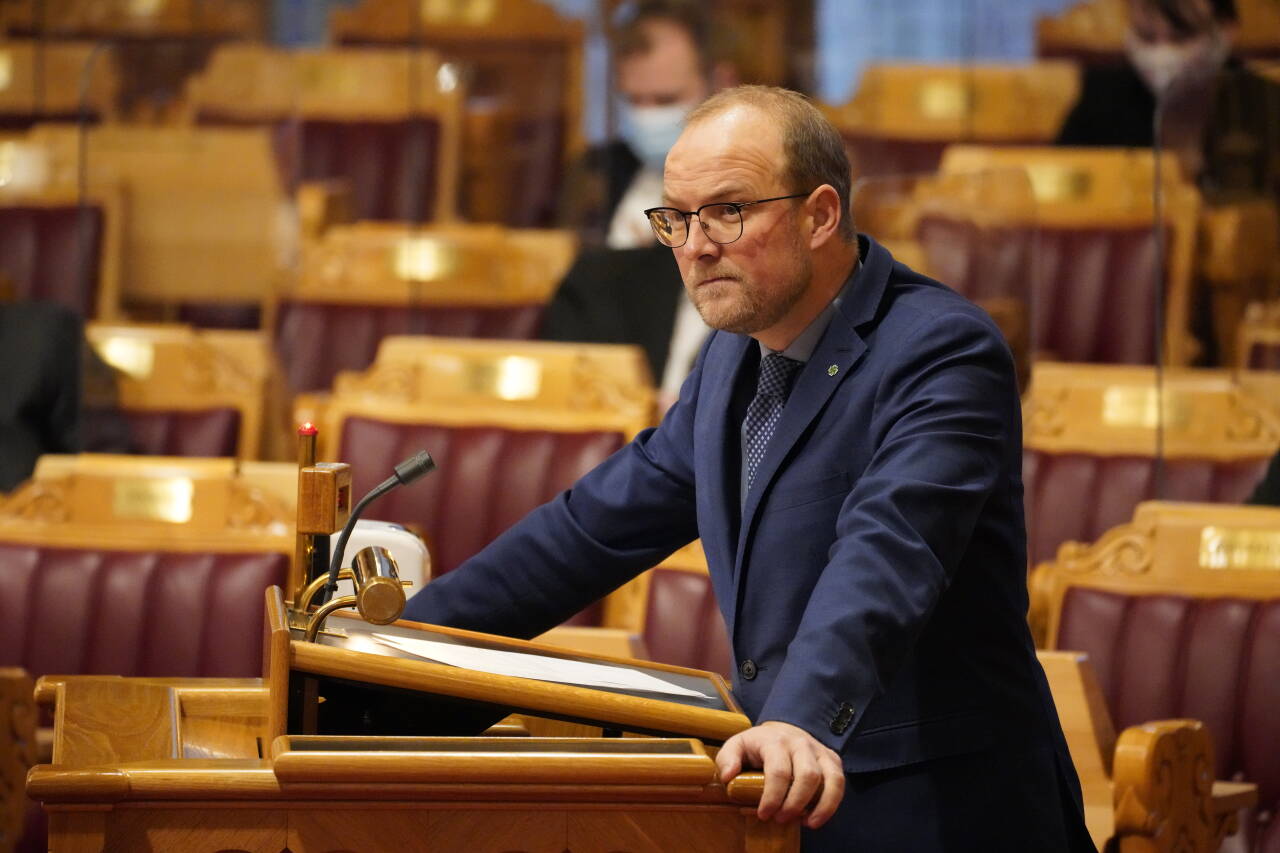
[103,808,285,853]
[0,668,35,853]
[567,809,742,853]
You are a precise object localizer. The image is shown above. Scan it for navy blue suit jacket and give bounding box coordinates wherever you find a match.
[403,235,1068,776]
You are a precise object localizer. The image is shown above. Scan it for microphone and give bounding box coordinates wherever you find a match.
[321,449,436,603]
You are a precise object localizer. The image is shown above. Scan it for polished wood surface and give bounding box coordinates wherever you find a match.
[824,62,1080,144]
[277,590,747,745]
[0,0,264,38]
[1023,363,1280,459]
[0,453,296,554]
[283,222,575,307]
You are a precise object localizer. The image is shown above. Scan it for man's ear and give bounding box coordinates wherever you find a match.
[807,185,843,249]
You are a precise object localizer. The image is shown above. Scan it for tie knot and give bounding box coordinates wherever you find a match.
[756,353,803,400]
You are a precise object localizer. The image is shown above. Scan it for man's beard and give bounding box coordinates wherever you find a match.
[686,248,811,336]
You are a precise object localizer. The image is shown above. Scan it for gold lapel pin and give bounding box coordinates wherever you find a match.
[827,364,839,376]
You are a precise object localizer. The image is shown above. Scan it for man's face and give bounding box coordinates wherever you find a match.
[662,105,813,337]
[616,19,710,108]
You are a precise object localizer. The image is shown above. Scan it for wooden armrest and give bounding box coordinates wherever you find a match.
[1113,719,1258,851]
[725,772,767,805]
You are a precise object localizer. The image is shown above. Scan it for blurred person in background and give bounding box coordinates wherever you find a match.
[1057,0,1280,204]
[546,0,737,405]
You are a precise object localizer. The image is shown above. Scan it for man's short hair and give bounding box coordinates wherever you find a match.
[1140,0,1238,36]
[610,0,720,76]
[686,85,856,242]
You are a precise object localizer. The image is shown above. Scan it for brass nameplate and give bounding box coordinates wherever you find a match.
[1025,165,1091,202]
[1201,527,1280,571]
[95,337,155,379]
[393,237,461,282]
[113,478,194,523]
[0,51,12,93]
[464,356,542,400]
[1102,387,1191,430]
[918,80,970,121]
[421,0,496,24]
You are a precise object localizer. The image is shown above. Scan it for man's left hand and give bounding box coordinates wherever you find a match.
[715,720,846,829]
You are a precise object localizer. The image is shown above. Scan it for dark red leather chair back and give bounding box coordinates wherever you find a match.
[300,118,441,222]
[0,206,103,316]
[917,217,1160,364]
[339,419,624,580]
[641,567,733,679]
[275,302,543,392]
[0,544,288,679]
[1247,342,1280,371]
[1024,451,1271,564]
[1057,591,1280,853]
[120,409,242,457]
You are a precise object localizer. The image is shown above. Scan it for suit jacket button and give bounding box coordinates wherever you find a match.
[739,659,758,681]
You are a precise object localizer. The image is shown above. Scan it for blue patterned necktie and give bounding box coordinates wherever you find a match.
[743,353,804,493]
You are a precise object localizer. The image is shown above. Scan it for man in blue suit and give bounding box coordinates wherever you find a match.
[403,85,1094,851]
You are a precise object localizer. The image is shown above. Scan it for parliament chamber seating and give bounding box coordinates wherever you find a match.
[85,324,280,459]
[0,41,119,129]
[0,143,123,319]
[0,452,295,853]
[1022,363,1280,565]
[0,0,265,124]
[330,0,583,226]
[823,62,1080,179]
[18,122,291,321]
[185,43,463,224]
[1031,501,1280,853]
[295,336,653,593]
[271,222,575,393]
[1239,299,1280,370]
[934,146,1202,366]
[1037,0,1280,64]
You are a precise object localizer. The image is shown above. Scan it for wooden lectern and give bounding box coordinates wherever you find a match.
[27,587,797,852]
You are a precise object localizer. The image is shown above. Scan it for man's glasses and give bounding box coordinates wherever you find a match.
[644,192,813,248]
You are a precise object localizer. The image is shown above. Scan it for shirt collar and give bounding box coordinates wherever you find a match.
[757,261,862,363]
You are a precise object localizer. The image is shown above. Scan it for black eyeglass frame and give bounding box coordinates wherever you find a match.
[643,191,815,248]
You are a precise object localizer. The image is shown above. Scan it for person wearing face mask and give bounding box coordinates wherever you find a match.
[546,1,738,404]
[1056,0,1280,204]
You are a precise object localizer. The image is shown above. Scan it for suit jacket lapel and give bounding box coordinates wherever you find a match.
[730,237,895,593]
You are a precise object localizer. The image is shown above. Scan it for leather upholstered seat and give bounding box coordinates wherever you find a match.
[1031,501,1280,853]
[1021,364,1280,564]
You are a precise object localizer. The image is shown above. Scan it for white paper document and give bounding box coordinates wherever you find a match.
[369,633,713,699]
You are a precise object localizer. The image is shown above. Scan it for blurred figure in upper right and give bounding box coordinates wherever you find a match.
[1056,0,1280,203]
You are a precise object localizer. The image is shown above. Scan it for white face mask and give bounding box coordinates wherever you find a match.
[618,102,691,171]
[1126,29,1228,94]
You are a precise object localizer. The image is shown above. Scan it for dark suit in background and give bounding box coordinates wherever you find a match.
[0,301,82,491]
[556,140,643,248]
[406,236,1092,851]
[540,244,685,381]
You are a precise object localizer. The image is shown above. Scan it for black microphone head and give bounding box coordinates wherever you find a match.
[393,450,436,486]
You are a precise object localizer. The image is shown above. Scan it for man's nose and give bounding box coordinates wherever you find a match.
[681,216,720,260]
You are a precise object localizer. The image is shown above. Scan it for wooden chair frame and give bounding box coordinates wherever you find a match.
[0,176,125,321]
[0,40,119,122]
[939,146,1203,366]
[297,336,656,462]
[1237,297,1280,369]
[823,62,1081,144]
[183,43,465,225]
[87,323,281,460]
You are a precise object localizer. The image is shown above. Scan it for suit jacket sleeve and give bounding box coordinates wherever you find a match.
[400,350,706,638]
[756,310,1019,751]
